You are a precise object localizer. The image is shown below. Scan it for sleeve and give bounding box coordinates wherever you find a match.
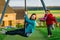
[40,14,47,21]
[43,14,47,20]
[44,14,47,17]
[24,13,34,25]
[53,17,57,23]
[48,14,57,23]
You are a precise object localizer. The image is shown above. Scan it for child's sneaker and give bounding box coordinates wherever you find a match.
[1,29,6,34]
[48,35,51,38]
[26,33,31,37]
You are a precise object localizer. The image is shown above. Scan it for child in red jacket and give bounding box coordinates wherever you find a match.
[44,10,57,37]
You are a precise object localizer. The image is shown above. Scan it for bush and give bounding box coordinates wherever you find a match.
[16,23,23,28]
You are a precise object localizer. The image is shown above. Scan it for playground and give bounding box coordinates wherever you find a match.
[0,10,60,40]
[0,0,60,40]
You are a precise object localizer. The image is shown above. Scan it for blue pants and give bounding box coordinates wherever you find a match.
[6,28,31,37]
[47,25,53,35]
[6,28,25,36]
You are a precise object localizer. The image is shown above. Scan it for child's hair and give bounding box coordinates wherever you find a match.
[30,13,36,20]
[46,9,50,12]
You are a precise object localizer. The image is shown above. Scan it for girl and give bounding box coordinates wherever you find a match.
[25,12,36,37]
[44,10,57,37]
[1,11,37,37]
[40,10,57,37]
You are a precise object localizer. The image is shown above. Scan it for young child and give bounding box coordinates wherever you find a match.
[24,11,37,37]
[44,10,57,37]
[1,11,37,37]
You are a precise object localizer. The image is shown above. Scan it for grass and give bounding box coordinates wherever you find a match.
[3,29,46,40]
[38,27,60,40]
[28,10,60,14]
[0,10,60,40]
[0,27,60,40]
[0,27,47,40]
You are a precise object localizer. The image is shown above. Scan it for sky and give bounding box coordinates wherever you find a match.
[6,0,60,7]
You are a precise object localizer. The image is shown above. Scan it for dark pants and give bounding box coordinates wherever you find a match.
[5,28,26,36]
[47,25,52,35]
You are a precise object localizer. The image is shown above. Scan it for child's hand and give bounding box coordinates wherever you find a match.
[24,11,28,18]
[40,18,45,21]
[25,11,28,14]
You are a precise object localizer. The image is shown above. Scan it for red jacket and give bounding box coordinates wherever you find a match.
[44,13,57,25]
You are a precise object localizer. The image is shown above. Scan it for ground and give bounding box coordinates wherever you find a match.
[0,27,60,40]
[0,10,60,40]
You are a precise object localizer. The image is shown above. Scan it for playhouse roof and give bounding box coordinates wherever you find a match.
[0,0,15,13]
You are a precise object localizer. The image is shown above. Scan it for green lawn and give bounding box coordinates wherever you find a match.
[28,10,60,14]
[38,27,60,40]
[0,27,60,40]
